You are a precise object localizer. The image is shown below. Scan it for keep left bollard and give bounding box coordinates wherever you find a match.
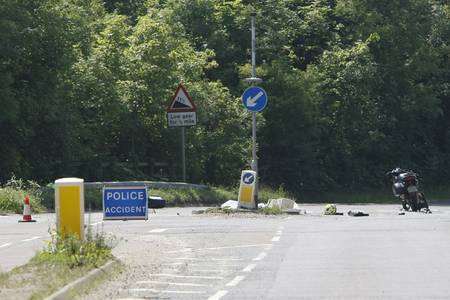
[55,178,84,239]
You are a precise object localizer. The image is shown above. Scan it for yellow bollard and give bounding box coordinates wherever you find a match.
[238,170,257,209]
[54,178,84,239]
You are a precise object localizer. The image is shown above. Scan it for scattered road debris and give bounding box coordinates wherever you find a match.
[348,210,369,217]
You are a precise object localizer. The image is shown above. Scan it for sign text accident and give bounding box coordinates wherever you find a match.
[103,186,148,220]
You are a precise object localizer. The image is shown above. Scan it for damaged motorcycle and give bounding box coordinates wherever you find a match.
[386,167,429,212]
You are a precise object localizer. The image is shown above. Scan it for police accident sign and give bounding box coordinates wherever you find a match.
[103,186,148,220]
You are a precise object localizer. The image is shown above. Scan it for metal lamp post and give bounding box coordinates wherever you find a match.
[244,10,262,208]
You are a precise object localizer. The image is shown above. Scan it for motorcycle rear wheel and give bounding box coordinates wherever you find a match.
[402,200,408,210]
[409,193,419,212]
[418,192,429,210]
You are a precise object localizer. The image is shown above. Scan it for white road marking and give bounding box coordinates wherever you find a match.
[21,236,41,242]
[149,274,223,280]
[168,243,271,253]
[276,230,283,235]
[148,228,168,233]
[129,288,205,294]
[188,269,232,273]
[253,252,267,261]
[226,275,245,287]
[175,257,242,261]
[89,221,103,226]
[271,236,280,242]
[136,280,209,287]
[208,290,228,300]
[169,248,192,253]
[242,263,257,272]
[278,225,284,230]
[187,264,241,268]
[161,262,185,266]
[0,242,12,249]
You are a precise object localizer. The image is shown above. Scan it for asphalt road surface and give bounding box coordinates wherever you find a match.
[1,204,450,299]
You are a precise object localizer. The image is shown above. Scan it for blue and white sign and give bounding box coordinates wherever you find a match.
[242,86,268,112]
[103,186,148,220]
[242,172,255,185]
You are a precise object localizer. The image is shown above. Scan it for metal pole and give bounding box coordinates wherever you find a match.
[251,14,256,79]
[181,127,186,182]
[250,12,258,207]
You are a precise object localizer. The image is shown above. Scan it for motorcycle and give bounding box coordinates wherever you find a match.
[386,167,429,212]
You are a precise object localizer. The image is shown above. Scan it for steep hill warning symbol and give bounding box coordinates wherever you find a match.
[167,84,196,112]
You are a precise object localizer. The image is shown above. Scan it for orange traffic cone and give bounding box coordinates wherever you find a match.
[18,196,36,223]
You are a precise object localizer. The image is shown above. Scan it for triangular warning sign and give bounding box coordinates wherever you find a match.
[167,84,196,112]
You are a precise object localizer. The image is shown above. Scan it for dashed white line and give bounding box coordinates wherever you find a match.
[136,280,209,287]
[89,221,103,226]
[149,228,168,233]
[149,274,223,280]
[271,236,280,242]
[175,257,242,261]
[167,243,271,253]
[226,275,245,287]
[188,269,233,274]
[185,263,241,268]
[253,252,267,261]
[242,263,257,272]
[169,248,192,253]
[0,242,12,249]
[161,262,185,266]
[129,288,205,294]
[208,290,228,300]
[21,236,41,242]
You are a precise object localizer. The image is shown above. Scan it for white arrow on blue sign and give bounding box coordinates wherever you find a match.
[242,86,268,112]
[243,172,255,185]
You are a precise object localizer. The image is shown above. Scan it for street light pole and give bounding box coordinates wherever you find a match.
[250,11,258,207]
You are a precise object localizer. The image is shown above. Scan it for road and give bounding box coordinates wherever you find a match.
[1,204,450,299]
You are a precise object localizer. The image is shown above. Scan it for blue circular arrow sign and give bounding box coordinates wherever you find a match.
[242,172,255,185]
[242,86,268,112]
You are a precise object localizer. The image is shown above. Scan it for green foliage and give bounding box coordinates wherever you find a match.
[0,176,45,213]
[1,0,449,199]
[148,187,235,206]
[34,230,113,269]
[259,206,283,215]
[203,206,283,215]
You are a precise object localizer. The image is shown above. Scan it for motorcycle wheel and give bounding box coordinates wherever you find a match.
[418,192,429,210]
[409,193,419,212]
[401,200,408,210]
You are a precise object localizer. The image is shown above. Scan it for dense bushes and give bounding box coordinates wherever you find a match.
[0,177,45,214]
[0,1,448,197]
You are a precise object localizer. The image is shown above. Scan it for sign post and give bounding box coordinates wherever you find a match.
[167,84,197,182]
[103,186,148,220]
[242,10,267,209]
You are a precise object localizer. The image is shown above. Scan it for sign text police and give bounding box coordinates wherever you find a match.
[103,186,148,220]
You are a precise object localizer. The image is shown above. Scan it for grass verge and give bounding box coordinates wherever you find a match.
[0,229,115,299]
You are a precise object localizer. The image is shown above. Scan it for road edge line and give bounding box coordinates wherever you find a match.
[44,259,118,300]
